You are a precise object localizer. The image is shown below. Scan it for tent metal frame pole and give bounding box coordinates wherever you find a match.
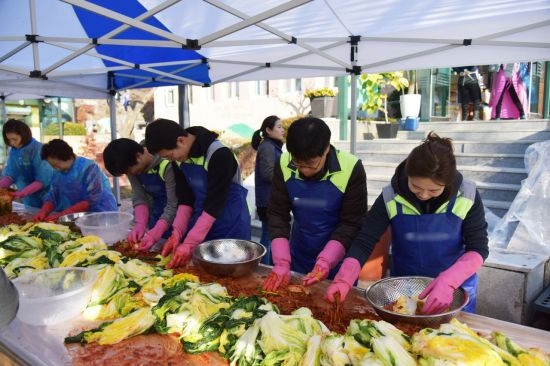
[349,35,360,155]
[107,86,120,206]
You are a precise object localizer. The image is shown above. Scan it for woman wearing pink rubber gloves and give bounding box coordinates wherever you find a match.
[325,132,488,314]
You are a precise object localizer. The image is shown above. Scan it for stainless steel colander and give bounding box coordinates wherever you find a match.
[193,239,266,277]
[364,276,468,327]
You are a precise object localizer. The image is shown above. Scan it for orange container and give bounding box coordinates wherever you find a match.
[359,228,391,282]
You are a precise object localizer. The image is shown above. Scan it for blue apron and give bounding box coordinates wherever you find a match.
[2,138,53,208]
[179,143,250,241]
[47,157,117,213]
[136,165,168,229]
[389,194,478,313]
[286,174,344,278]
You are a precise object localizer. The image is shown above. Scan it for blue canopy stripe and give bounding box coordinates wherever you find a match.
[71,0,210,90]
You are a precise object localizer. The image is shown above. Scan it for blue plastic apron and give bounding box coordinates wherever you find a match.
[3,138,52,208]
[286,173,343,277]
[49,157,117,213]
[179,148,250,241]
[389,195,478,312]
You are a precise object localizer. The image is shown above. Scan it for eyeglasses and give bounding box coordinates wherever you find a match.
[290,156,323,170]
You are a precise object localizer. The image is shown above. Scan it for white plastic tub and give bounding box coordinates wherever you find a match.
[75,211,133,245]
[12,267,97,326]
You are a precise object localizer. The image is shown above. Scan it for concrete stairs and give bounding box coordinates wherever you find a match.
[334,119,550,218]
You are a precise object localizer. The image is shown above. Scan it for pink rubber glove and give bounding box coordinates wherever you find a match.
[324,257,362,303]
[167,211,216,268]
[262,238,291,292]
[162,205,193,257]
[0,176,13,189]
[419,251,484,314]
[303,240,346,286]
[48,201,90,222]
[128,204,149,244]
[138,219,170,251]
[11,181,43,199]
[32,201,55,222]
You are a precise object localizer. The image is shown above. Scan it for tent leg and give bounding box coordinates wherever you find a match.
[350,73,357,155]
[109,94,120,206]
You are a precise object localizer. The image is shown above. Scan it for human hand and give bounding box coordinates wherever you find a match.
[262,265,291,292]
[323,257,362,303]
[419,277,454,314]
[302,240,345,286]
[32,201,55,222]
[324,281,351,304]
[302,263,329,287]
[166,243,194,269]
[45,212,62,222]
[419,251,484,314]
[261,238,291,291]
[128,224,147,244]
[161,235,179,257]
[138,219,170,251]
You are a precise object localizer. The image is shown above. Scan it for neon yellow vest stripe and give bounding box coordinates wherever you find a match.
[280,149,358,194]
[383,179,476,219]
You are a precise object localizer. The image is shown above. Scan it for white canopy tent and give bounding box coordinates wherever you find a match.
[1,0,550,149]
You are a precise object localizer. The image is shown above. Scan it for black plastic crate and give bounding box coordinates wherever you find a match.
[534,285,550,314]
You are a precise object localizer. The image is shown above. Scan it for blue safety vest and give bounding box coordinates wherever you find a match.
[382,180,478,312]
[136,159,170,228]
[281,149,357,277]
[179,140,251,240]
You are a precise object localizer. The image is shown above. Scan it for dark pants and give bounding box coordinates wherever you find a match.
[458,76,481,120]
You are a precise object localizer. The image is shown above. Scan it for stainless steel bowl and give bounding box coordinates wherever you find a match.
[57,212,87,224]
[193,239,266,277]
[365,276,468,327]
[57,212,88,231]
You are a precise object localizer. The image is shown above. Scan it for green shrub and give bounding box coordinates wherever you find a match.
[44,122,86,136]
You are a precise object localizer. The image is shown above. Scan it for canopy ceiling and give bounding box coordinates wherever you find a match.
[1,0,550,99]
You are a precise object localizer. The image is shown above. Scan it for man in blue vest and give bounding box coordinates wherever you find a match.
[145,119,251,269]
[103,138,181,251]
[262,117,367,291]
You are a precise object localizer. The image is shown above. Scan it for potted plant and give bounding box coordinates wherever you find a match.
[400,69,422,121]
[359,72,408,138]
[304,87,338,118]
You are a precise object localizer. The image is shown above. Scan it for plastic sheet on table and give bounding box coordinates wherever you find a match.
[489,140,550,255]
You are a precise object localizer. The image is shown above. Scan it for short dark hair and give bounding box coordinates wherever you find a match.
[103,138,144,176]
[2,119,33,146]
[41,139,75,161]
[405,131,457,186]
[251,115,280,150]
[145,118,187,154]
[285,117,330,160]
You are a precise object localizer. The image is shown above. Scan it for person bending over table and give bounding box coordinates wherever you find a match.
[325,132,489,314]
[0,119,53,209]
[145,119,251,269]
[103,138,183,251]
[32,139,117,222]
[262,117,367,292]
